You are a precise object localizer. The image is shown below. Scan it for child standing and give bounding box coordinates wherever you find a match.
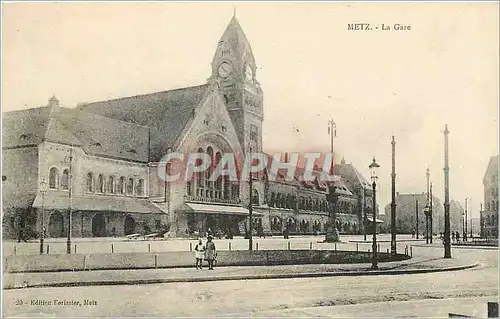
[194,239,205,269]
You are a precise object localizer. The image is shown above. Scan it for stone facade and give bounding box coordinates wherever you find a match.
[480,155,499,238]
[2,15,370,240]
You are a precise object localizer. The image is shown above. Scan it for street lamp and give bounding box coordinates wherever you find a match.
[39,178,47,254]
[423,204,430,244]
[462,210,466,242]
[64,147,74,254]
[369,157,380,270]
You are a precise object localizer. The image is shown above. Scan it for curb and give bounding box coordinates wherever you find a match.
[4,262,479,290]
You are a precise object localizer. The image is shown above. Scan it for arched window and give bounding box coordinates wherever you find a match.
[136,179,144,196]
[97,174,104,193]
[86,173,94,192]
[119,177,125,194]
[206,147,214,197]
[214,152,222,199]
[49,167,59,189]
[61,169,69,190]
[127,178,134,195]
[107,176,114,194]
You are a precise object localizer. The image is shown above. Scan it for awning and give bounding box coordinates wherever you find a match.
[182,202,263,216]
[367,217,385,223]
[2,193,36,209]
[32,194,165,214]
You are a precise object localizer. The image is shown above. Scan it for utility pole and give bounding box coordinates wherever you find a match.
[426,168,430,243]
[430,182,433,243]
[443,125,451,258]
[248,161,253,251]
[66,146,73,254]
[390,136,397,256]
[465,197,469,241]
[416,199,419,239]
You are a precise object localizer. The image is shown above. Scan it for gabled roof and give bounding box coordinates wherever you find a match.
[76,84,209,161]
[3,105,149,162]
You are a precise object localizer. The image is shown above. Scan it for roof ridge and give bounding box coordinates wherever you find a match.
[79,84,208,107]
[67,107,151,130]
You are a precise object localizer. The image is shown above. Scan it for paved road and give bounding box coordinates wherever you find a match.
[3,245,497,318]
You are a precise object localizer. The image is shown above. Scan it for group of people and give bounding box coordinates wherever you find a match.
[194,236,217,270]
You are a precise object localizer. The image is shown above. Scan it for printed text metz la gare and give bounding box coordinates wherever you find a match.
[348,23,411,31]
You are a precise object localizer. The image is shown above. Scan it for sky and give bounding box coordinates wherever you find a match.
[2,2,498,218]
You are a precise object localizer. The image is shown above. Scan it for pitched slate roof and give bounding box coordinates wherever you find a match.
[333,162,372,190]
[76,84,209,161]
[2,107,52,148]
[3,105,149,162]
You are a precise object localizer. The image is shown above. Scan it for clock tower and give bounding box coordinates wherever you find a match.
[210,15,264,154]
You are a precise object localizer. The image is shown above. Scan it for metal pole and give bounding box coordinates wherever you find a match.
[430,182,433,243]
[248,170,253,251]
[372,180,378,270]
[425,209,429,244]
[443,125,451,258]
[40,187,46,255]
[390,136,397,256]
[66,146,73,254]
[416,199,419,239]
[464,197,469,241]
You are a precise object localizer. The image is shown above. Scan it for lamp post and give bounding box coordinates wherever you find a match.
[443,124,451,258]
[390,136,397,256]
[424,204,430,244]
[462,210,465,242]
[369,157,380,270]
[65,147,74,254]
[415,199,419,239]
[39,178,47,254]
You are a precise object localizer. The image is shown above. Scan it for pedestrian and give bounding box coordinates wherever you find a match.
[204,235,217,270]
[452,231,456,243]
[456,231,460,243]
[411,229,415,238]
[283,227,289,239]
[194,238,205,269]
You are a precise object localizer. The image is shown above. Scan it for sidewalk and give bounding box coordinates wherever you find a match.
[3,254,478,290]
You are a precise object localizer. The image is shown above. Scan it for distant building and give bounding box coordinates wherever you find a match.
[480,155,498,238]
[384,192,463,236]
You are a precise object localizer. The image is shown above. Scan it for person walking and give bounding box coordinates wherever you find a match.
[204,235,217,270]
[456,231,460,243]
[194,239,205,269]
[452,231,456,243]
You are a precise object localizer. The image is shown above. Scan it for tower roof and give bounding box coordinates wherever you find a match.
[213,16,256,70]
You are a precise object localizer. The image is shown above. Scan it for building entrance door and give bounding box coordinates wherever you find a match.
[92,213,106,237]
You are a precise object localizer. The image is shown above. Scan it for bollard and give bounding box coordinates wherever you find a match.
[387,248,389,254]
[310,242,312,250]
[377,244,380,253]
[356,243,359,252]
[148,243,151,253]
[288,241,291,250]
[74,245,77,254]
[256,242,259,251]
[334,242,337,251]
[154,255,158,269]
[190,243,193,252]
[410,246,413,257]
[111,244,114,253]
[229,242,232,251]
[83,256,86,270]
[13,246,16,256]
[47,245,50,254]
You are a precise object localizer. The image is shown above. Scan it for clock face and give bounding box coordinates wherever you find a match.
[218,62,231,78]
